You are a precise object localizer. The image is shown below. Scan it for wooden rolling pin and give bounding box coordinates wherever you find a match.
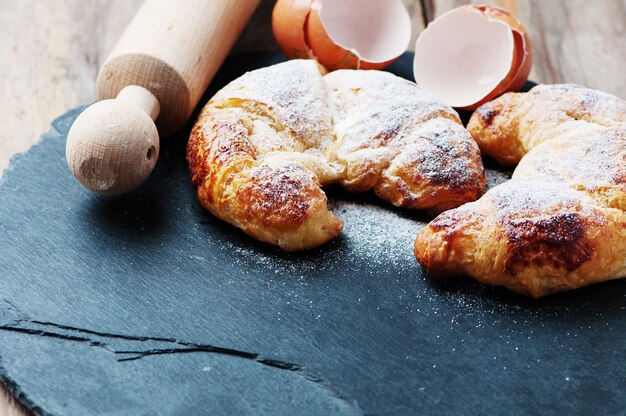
[66,0,260,195]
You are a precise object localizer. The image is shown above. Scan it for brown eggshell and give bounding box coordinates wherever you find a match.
[456,5,532,110]
[305,2,360,70]
[506,27,533,92]
[273,0,411,71]
[414,4,532,111]
[312,0,411,70]
[306,4,398,70]
[272,0,313,59]
[472,5,533,103]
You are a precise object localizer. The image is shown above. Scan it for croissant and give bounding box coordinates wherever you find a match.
[415,84,626,297]
[188,60,485,251]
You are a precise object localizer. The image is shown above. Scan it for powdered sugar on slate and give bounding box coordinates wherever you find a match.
[221,165,507,277]
[221,196,427,280]
[329,200,425,268]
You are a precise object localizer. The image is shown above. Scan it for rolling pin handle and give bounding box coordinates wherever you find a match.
[66,0,260,195]
[65,88,161,196]
[117,85,161,121]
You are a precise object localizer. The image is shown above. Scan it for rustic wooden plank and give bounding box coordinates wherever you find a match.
[422,0,626,98]
[0,384,27,416]
[404,0,427,50]
[0,0,143,177]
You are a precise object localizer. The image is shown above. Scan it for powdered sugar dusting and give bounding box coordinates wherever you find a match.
[330,200,425,267]
[220,197,427,276]
[531,84,626,123]
[513,125,626,195]
[211,60,334,149]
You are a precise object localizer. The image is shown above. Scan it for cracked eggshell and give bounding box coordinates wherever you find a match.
[476,5,533,93]
[414,5,532,110]
[273,0,412,71]
[272,0,313,59]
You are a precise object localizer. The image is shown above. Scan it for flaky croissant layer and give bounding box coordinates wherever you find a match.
[415,84,626,297]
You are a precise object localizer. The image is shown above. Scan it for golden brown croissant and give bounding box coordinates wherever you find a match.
[188,60,485,251]
[415,84,626,297]
[468,84,626,165]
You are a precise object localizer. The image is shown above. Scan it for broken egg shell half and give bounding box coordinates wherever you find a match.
[414,5,532,110]
[272,0,313,60]
[272,0,412,71]
[474,5,533,94]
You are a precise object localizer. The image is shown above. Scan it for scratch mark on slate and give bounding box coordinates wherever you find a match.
[0,325,109,348]
[30,320,182,344]
[0,318,362,416]
[115,346,258,362]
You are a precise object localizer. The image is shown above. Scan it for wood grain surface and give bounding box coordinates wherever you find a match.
[0,0,623,414]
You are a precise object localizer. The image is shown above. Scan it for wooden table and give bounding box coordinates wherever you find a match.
[0,0,624,414]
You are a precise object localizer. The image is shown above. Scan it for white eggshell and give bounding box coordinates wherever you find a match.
[318,0,412,63]
[414,7,515,108]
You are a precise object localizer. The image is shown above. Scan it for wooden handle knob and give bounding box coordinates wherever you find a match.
[66,0,260,195]
[66,86,160,195]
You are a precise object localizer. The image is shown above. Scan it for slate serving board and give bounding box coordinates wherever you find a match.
[0,52,624,416]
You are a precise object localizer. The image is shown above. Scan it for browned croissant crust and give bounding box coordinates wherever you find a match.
[188,60,485,251]
[468,84,626,165]
[415,84,626,297]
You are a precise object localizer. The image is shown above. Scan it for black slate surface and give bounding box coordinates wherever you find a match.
[0,52,624,416]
